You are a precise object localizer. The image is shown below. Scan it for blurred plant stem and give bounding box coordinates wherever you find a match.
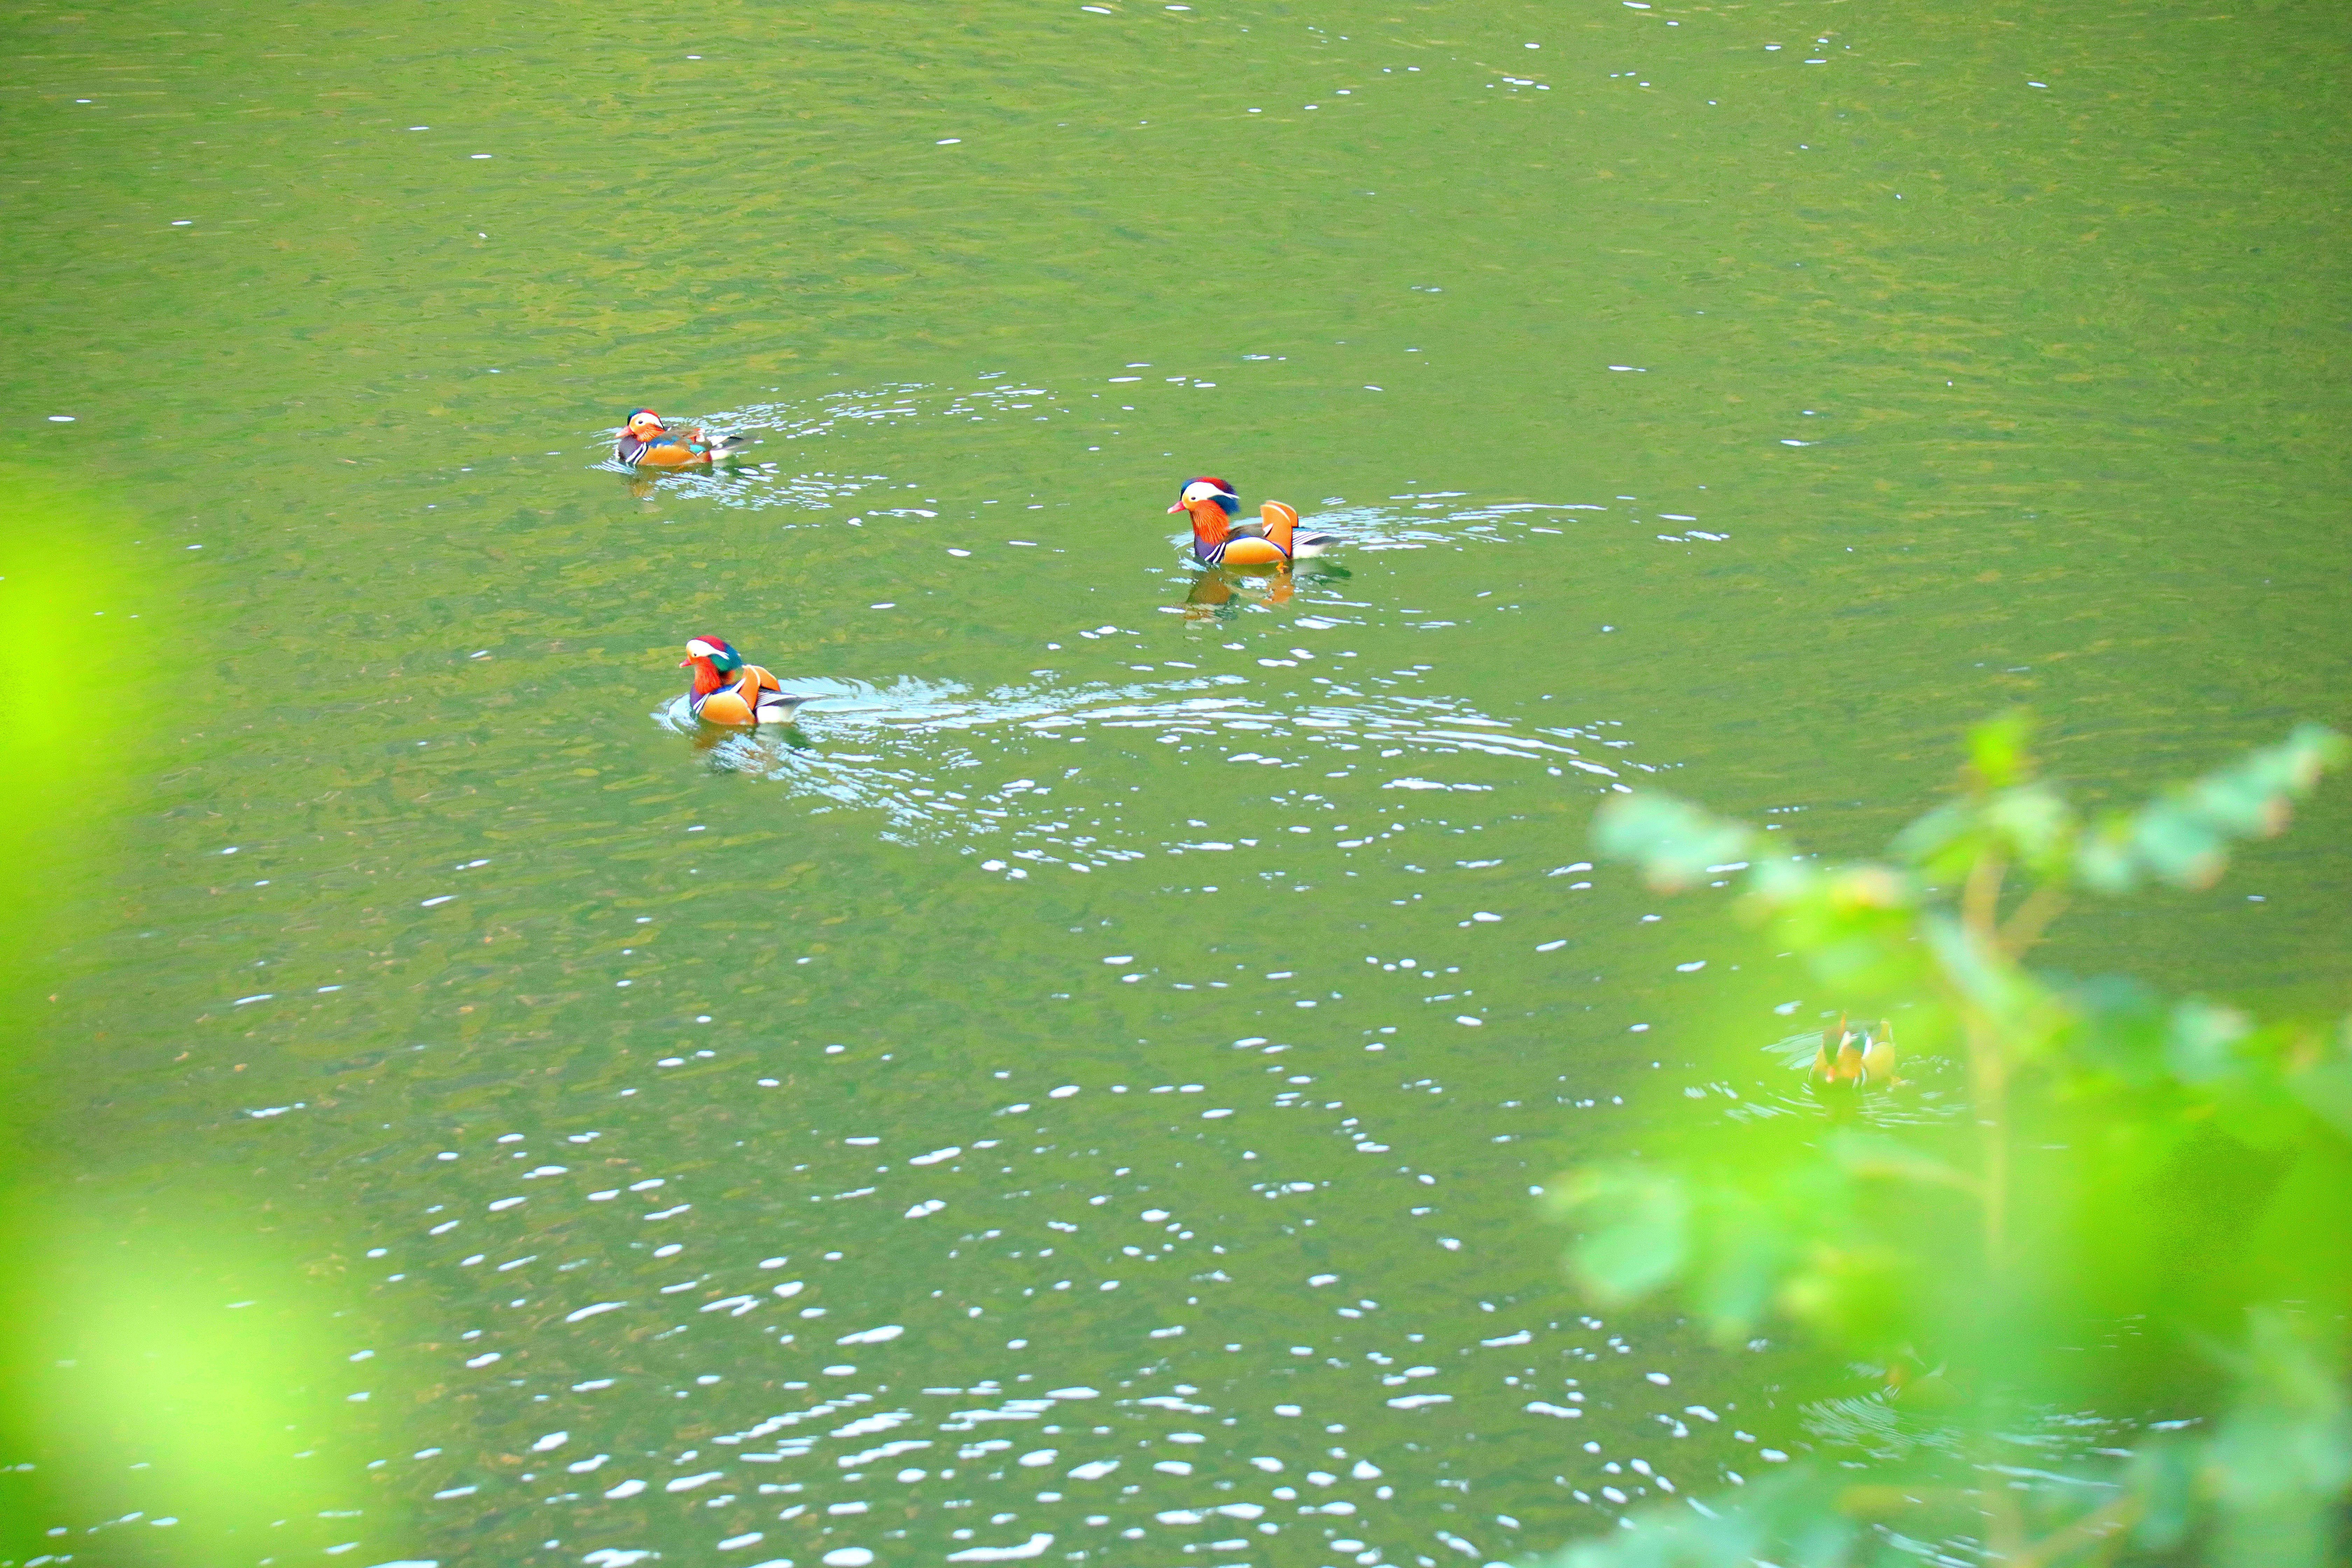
[1545,714,2352,1567]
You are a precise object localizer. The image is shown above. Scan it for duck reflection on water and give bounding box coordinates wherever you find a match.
[618,463,770,504]
[1179,561,1350,622]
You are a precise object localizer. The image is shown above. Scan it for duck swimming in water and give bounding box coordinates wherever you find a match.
[615,409,753,468]
[1809,1015,1904,1090]
[1169,477,1337,567]
[679,637,808,726]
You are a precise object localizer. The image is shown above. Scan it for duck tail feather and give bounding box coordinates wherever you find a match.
[1260,499,1300,553]
[755,694,806,723]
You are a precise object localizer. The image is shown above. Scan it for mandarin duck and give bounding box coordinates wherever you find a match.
[1808,1015,1904,1090]
[1169,477,1336,567]
[679,637,808,726]
[615,409,752,468]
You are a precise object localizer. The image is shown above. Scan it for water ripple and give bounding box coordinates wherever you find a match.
[596,383,1666,559]
[653,675,1652,864]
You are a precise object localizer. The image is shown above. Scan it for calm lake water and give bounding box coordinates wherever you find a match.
[6,0,2349,1564]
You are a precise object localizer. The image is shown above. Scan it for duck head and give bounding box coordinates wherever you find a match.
[681,635,745,696]
[624,408,668,441]
[1169,477,1240,517]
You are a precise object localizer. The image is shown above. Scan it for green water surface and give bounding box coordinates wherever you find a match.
[4,0,2350,1564]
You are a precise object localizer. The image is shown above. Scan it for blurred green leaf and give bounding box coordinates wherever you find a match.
[1888,798,1970,868]
[2080,724,2346,893]
[2165,999,2253,1085]
[2285,1048,2352,1141]
[1966,709,2037,791]
[1541,1471,1858,1568]
[1983,781,2077,870]
[1825,1132,1977,1194]
[1592,794,1753,893]
[2068,976,2173,1085]
[1777,1243,1919,1352]
[1919,909,2043,1035]
[2128,1437,2198,1551]
[2241,1140,2352,1315]
[1558,1167,1692,1302]
[1759,866,1924,999]
[1686,1184,1803,1336]
[0,477,383,1562]
[2208,1310,2352,1567]
[2075,822,2140,896]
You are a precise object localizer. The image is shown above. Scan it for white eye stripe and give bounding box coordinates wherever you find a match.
[685,639,720,658]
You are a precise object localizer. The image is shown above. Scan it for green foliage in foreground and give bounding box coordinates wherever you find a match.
[1545,717,2352,1567]
[0,479,368,1561]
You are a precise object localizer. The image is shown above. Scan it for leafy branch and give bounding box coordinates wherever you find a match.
[1542,717,2352,1567]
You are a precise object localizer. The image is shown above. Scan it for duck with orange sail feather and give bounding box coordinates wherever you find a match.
[615,409,752,468]
[679,637,808,727]
[1808,1014,1905,1090]
[1169,477,1338,566]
